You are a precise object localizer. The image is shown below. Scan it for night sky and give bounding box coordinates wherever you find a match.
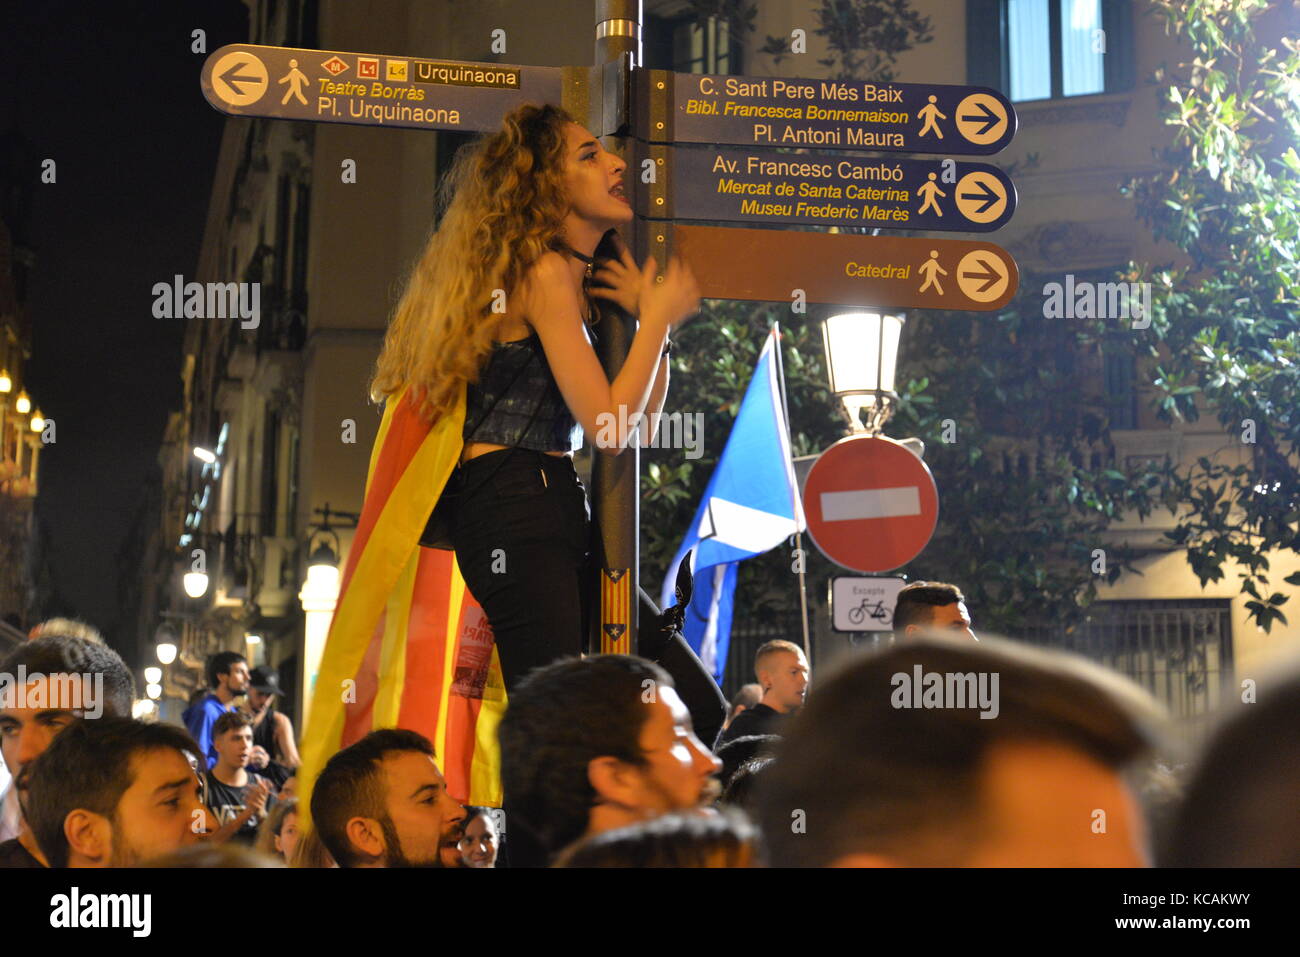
[1,0,250,647]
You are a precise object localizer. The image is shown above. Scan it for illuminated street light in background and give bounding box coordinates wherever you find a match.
[144,666,162,684]
[183,569,209,598]
[193,446,216,464]
[822,311,906,434]
[14,391,30,415]
[146,683,162,700]
[29,410,44,432]
[0,370,10,393]
[155,641,177,665]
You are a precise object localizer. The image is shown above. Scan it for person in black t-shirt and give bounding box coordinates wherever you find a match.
[246,666,300,791]
[714,640,809,750]
[204,712,273,845]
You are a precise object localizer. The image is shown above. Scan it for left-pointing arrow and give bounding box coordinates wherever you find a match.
[219,62,262,96]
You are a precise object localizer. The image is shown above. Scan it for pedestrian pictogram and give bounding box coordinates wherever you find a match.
[954,170,1008,223]
[955,92,1009,145]
[210,50,268,107]
[278,58,309,106]
[956,249,1012,302]
[917,94,946,139]
[803,435,939,573]
[916,173,945,216]
[918,250,947,295]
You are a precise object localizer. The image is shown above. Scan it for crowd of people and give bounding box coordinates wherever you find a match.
[0,581,1296,868]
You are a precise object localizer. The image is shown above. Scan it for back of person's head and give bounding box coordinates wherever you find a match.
[28,618,105,644]
[1164,662,1300,866]
[727,683,762,723]
[310,728,434,868]
[552,810,757,868]
[144,844,284,868]
[892,581,965,632]
[715,734,779,791]
[758,633,1166,867]
[499,654,673,855]
[0,634,135,718]
[721,756,773,812]
[206,651,247,689]
[27,717,201,868]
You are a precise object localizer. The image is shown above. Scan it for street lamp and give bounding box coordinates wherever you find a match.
[193,446,216,464]
[29,410,44,433]
[822,311,906,434]
[183,569,210,598]
[144,666,162,684]
[299,504,357,732]
[0,370,10,393]
[14,391,30,415]
[146,683,162,700]
[156,641,177,664]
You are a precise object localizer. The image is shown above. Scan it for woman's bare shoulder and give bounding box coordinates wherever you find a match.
[519,251,580,326]
[521,250,571,293]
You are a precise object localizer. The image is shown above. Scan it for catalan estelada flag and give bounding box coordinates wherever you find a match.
[297,387,506,827]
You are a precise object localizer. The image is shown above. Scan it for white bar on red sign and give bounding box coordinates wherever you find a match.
[821,486,922,521]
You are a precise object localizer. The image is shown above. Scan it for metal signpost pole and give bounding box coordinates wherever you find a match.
[590,0,641,655]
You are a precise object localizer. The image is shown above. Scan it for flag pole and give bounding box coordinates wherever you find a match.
[770,320,812,664]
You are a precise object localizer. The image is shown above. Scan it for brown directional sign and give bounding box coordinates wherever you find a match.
[636,69,1016,156]
[653,224,1018,310]
[201,43,578,133]
[636,144,1015,232]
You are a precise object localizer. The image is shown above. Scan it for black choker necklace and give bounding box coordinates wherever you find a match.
[561,244,596,279]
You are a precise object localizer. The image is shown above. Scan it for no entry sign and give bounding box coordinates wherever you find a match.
[803,435,938,573]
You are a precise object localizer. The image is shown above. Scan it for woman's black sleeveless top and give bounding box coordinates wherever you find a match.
[463,333,582,452]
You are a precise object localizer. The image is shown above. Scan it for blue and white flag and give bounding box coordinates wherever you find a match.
[660,327,805,680]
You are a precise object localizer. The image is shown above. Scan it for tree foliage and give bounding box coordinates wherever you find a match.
[1126,0,1300,629]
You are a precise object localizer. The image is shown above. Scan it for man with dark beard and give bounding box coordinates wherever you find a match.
[311,729,467,868]
[26,717,208,867]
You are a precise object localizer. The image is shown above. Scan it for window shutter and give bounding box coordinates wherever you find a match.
[966,0,1008,91]
[1101,0,1135,92]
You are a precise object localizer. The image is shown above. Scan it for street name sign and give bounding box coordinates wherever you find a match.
[201,43,578,133]
[636,69,1016,156]
[636,144,1015,232]
[661,224,1018,310]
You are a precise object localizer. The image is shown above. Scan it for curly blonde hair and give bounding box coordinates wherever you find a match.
[370,102,578,422]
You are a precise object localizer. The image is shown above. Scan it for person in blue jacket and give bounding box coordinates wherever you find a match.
[182,651,250,769]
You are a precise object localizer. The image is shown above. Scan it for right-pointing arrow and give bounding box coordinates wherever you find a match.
[958,179,1001,215]
[959,101,1000,137]
[960,257,1003,294]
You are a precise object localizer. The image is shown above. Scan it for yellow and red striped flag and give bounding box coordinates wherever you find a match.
[297,387,506,826]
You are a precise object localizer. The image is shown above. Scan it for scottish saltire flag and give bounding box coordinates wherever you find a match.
[661,327,805,680]
[298,386,506,827]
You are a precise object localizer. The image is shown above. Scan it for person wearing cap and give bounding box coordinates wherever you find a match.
[246,665,301,790]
